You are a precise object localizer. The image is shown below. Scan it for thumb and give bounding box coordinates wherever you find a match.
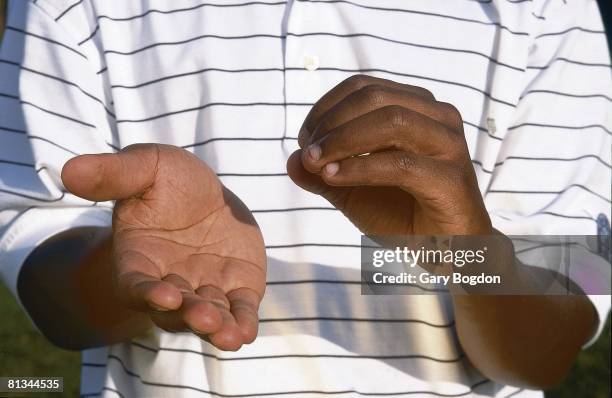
[61,144,159,201]
[286,149,350,209]
[286,149,329,195]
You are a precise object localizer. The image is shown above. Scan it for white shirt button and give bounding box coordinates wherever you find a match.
[303,54,320,71]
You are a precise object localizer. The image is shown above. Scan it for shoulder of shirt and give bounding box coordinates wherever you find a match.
[531,0,601,22]
[25,0,74,20]
[23,0,102,59]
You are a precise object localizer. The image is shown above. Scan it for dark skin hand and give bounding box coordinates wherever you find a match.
[61,144,267,351]
[286,75,597,389]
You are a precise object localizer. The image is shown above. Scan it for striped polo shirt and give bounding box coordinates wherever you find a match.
[0,0,610,397]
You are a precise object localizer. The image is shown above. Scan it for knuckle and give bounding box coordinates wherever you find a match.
[390,152,416,173]
[382,105,409,129]
[358,84,388,106]
[343,74,375,91]
[413,86,435,100]
[443,127,469,160]
[448,161,475,186]
[437,102,464,129]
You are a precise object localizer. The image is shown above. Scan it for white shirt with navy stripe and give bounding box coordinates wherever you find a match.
[0,0,610,397]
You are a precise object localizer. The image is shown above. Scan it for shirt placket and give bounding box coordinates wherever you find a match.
[281,0,324,151]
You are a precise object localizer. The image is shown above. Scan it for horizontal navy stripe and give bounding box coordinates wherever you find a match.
[111,77,515,126]
[116,102,291,123]
[0,188,65,202]
[266,279,448,293]
[105,354,489,397]
[81,362,107,368]
[473,0,531,3]
[28,135,82,156]
[286,67,517,107]
[297,0,528,36]
[0,159,35,168]
[55,0,84,21]
[535,26,605,39]
[111,67,285,90]
[183,136,292,149]
[259,317,455,326]
[78,1,287,44]
[507,122,611,135]
[494,154,611,169]
[95,1,286,23]
[131,341,463,362]
[488,184,610,204]
[0,59,115,117]
[0,92,96,128]
[265,242,362,249]
[527,57,611,70]
[252,206,337,213]
[104,34,283,57]
[504,389,524,398]
[268,279,361,285]
[78,25,100,46]
[536,211,596,221]
[218,172,287,177]
[286,32,524,72]
[5,26,87,59]
[0,125,26,134]
[520,89,612,102]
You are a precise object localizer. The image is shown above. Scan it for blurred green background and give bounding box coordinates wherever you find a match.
[0,0,609,397]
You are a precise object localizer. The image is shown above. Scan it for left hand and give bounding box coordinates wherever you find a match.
[287,75,492,236]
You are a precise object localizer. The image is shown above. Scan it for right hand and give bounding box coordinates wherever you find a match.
[61,144,266,351]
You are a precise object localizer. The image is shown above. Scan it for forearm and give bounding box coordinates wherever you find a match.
[451,234,597,389]
[17,227,152,350]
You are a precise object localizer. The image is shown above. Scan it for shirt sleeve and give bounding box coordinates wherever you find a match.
[0,1,115,307]
[485,0,611,347]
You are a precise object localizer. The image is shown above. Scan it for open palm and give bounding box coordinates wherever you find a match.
[62,144,266,350]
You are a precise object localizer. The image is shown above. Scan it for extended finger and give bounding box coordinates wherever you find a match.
[150,281,227,335]
[302,106,461,173]
[114,251,182,312]
[179,285,225,335]
[205,304,243,351]
[319,150,467,202]
[148,274,193,333]
[227,287,261,344]
[299,75,435,147]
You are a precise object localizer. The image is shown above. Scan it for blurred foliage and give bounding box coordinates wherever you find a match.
[0,0,5,39]
[547,313,611,398]
[0,281,609,397]
[0,283,80,397]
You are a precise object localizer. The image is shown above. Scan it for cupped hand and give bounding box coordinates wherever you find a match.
[287,75,492,236]
[62,144,266,351]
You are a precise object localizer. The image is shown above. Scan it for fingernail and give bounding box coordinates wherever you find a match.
[307,144,321,161]
[323,162,339,176]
